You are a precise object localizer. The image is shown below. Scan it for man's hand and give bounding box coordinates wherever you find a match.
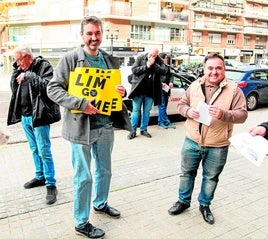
[249,126,266,137]
[16,72,26,84]
[147,55,156,68]
[186,107,200,119]
[83,98,100,115]
[116,85,126,96]
[208,105,223,119]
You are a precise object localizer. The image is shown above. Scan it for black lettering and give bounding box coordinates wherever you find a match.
[102,101,110,112]
[111,98,118,109]
[81,88,90,96]
[93,77,106,89]
[94,100,101,110]
[75,74,83,86]
[85,75,93,87]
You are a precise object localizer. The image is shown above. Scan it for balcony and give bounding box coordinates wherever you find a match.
[244,26,268,36]
[244,9,268,21]
[192,1,243,16]
[160,10,188,22]
[246,0,268,5]
[192,21,243,33]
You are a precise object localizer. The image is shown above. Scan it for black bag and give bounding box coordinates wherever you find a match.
[30,85,61,128]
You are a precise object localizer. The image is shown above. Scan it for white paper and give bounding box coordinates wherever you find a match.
[229,132,268,167]
[162,83,170,93]
[194,101,212,126]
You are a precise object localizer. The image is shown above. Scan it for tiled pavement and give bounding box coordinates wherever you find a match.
[0,85,268,238]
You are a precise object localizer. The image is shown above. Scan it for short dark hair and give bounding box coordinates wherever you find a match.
[159,53,170,64]
[81,16,103,32]
[204,53,224,64]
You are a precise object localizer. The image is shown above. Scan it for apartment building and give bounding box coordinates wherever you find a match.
[0,0,267,72]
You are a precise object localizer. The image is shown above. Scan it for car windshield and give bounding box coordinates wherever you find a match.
[225,70,245,82]
[225,60,245,68]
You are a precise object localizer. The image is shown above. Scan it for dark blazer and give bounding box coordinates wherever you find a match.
[128,53,167,106]
[7,56,61,127]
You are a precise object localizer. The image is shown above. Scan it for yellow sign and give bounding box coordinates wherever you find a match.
[68,67,122,115]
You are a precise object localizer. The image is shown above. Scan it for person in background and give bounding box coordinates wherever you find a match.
[157,52,176,129]
[127,48,167,139]
[7,45,59,205]
[47,16,132,239]
[168,53,248,224]
[249,122,268,139]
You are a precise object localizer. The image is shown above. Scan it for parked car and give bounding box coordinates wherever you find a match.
[224,59,246,69]
[225,68,268,110]
[120,66,192,117]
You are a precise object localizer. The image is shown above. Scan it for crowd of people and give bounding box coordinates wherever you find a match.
[2,15,268,239]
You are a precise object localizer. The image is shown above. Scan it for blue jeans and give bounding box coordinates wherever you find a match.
[131,95,154,132]
[21,115,56,186]
[178,137,229,206]
[158,90,171,126]
[71,124,114,228]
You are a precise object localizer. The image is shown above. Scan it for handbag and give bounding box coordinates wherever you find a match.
[30,84,61,127]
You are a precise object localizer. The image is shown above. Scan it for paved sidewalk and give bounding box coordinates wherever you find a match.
[0,102,268,238]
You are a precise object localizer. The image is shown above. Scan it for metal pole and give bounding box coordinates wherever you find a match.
[111,35,114,56]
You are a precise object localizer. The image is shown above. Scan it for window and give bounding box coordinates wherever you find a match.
[227,34,235,45]
[256,36,266,45]
[255,71,268,81]
[170,28,184,42]
[192,32,202,43]
[208,33,221,44]
[154,26,184,42]
[155,27,170,41]
[244,36,250,46]
[131,25,151,40]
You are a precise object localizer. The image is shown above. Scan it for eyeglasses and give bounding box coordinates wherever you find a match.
[14,55,27,64]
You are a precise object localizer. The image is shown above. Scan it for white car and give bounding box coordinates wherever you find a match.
[120,66,191,117]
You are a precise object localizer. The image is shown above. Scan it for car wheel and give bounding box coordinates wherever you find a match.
[246,93,258,111]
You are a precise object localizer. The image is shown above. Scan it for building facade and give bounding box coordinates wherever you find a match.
[0,0,267,72]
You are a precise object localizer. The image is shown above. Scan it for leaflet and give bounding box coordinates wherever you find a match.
[194,101,212,126]
[229,132,268,167]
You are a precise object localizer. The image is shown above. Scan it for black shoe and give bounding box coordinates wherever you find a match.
[75,222,105,239]
[46,186,57,205]
[140,131,152,138]
[127,131,136,140]
[199,205,215,224]
[168,201,190,215]
[24,178,46,189]
[93,204,121,218]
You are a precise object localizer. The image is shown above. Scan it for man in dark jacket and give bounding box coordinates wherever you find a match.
[127,48,167,139]
[7,45,59,205]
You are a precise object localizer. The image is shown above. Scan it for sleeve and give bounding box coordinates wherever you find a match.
[47,52,88,112]
[220,87,248,123]
[259,122,268,139]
